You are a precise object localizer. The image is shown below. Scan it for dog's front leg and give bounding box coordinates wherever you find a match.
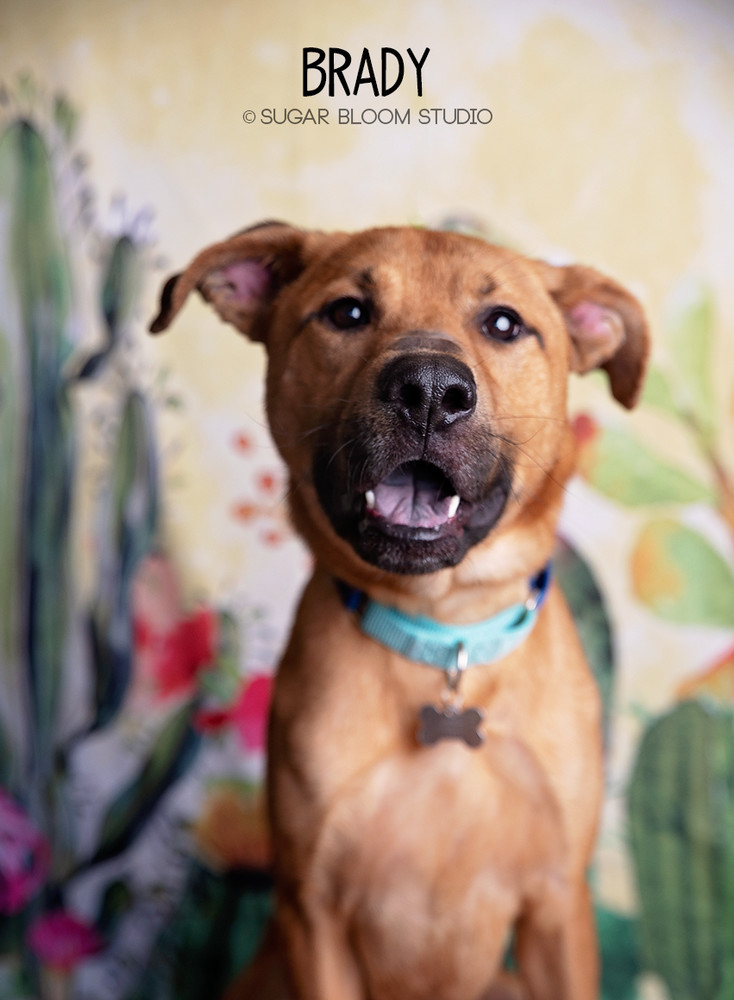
[277,897,365,1000]
[514,878,598,1000]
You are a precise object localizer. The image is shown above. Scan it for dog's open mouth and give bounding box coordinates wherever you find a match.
[364,461,460,537]
[314,440,511,574]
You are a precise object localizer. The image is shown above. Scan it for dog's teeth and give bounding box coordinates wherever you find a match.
[365,490,376,510]
[448,495,460,519]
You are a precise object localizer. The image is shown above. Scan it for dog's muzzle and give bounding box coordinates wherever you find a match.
[313,350,511,574]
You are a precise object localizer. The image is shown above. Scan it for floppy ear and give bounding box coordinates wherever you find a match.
[536,261,650,409]
[149,221,308,342]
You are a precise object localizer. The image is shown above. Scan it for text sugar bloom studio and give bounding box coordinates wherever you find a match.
[246,107,493,125]
[241,47,493,126]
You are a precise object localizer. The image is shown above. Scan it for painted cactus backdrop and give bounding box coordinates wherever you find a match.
[1,3,733,999]
[0,80,276,1000]
[570,286,734,1000]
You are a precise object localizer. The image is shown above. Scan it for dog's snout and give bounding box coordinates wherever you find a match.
[378,353,477,433]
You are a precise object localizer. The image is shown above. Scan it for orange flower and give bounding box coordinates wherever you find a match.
[232,502,259,522]
[261,528,287,547]
[256,470,280,495]
[193,784,272,871]
[570,412,600,480]
[232,431,253,453]
[677,645,734,704]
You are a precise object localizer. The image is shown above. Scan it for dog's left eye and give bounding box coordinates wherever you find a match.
[322,297,371,331]
[480,307,524,342]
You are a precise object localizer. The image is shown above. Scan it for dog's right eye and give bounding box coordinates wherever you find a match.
[322,297,371,331]
[480,307,525,343]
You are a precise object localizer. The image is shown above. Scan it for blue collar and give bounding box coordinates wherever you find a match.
[337,565,551,672]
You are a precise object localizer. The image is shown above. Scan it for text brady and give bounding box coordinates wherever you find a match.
[303,47,430,97]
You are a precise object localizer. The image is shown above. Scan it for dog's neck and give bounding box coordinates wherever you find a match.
[311,535,553,626]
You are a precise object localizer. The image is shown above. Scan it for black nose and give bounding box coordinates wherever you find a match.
[377,353,477,434]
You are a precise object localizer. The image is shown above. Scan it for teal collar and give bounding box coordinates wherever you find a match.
[337,565,551,672]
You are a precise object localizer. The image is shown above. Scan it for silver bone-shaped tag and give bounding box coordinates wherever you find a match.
[417,703,486,748]
[416,643,486,749]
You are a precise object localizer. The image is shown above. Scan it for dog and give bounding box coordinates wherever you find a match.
[150,222,648,1000]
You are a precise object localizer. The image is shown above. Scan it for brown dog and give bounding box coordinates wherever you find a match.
[151,223,648,1000]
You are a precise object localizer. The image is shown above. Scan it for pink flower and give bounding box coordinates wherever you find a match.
[147,608,217,698]
[132,554,218,703]
[571,412,599,445]
[195,674,273,752]
[194,706,233,732]
[0,789,50,914]
[27,910,104,972]
[231,675,273,751]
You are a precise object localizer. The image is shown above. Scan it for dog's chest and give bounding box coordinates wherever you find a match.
[314,739,567,996]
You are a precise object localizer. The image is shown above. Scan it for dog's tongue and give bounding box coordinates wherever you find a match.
[369,463,458,529]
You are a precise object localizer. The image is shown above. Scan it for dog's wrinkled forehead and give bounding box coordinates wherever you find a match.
[287,228,554,337]
[306,228,537,296]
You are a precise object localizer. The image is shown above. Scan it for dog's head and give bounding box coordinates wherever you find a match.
[151,223,648,582]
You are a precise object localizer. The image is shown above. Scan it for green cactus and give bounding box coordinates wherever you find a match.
[628,700,734,1000]
[122,862,273,1000]
[554,537,615,748]
[0,83,206,997]
[88,389,159,731]
[76,232,145,379]
[0,117,78,809]
[0,113,155,774]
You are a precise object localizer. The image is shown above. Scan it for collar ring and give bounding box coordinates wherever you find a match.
[445,641,468,697]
